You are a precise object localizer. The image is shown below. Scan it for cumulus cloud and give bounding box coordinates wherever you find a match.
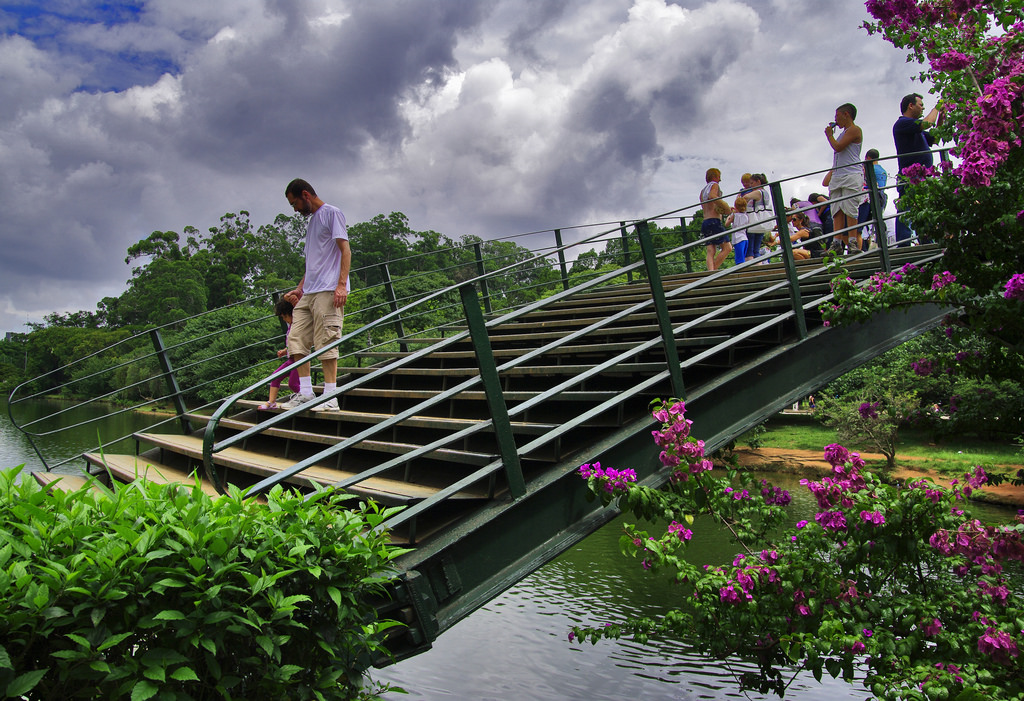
[0,0,927,332]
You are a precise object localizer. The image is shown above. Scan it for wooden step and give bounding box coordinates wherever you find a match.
[236,401,557,434]
[134,434,490,504]
[82,452,224,497]
[354,334,730,363]
[188,414,498,467]
[32,472,98,493]
[338,387,623,402]
[341,361,666,380]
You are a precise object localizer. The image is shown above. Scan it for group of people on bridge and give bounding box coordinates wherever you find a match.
[700,92,944,271]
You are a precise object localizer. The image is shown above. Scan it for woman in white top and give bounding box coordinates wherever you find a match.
[824,103,864,253]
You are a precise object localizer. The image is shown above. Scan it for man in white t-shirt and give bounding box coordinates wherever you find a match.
[280,179,351,412]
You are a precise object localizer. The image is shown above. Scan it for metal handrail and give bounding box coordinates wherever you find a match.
[200,158,944,535]
[9,151,943,485]
[6,227,621,470]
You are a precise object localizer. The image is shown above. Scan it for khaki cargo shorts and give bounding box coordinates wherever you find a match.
[287,290,344,360]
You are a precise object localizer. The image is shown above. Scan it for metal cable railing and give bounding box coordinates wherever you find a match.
[9,152,945,490]
[197,159,946,541]
[7,226,620,470]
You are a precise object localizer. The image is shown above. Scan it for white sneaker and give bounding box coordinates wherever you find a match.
[280,393,316,409]
[313,397,339,412]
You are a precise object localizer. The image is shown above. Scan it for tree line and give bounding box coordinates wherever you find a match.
[0,210,704,403]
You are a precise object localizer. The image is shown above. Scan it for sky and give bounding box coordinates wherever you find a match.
[0,0,932,333]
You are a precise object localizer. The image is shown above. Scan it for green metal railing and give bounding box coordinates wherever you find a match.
[7,226,621,471]
[198,155,943,541]
[9,151,941,505]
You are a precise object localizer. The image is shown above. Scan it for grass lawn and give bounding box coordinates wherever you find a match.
[750,416,1024,476]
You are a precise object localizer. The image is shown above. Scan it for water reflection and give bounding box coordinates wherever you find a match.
[0,397,170,475]
[377,475,867,700]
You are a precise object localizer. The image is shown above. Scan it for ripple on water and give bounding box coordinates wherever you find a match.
[376,510,868,700]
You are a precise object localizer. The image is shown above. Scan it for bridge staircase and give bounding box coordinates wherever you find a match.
[53,243,946,661]
[15,164,949,662]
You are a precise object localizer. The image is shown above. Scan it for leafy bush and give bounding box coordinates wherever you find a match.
[570,400,1024,700]
[0,468,406,700]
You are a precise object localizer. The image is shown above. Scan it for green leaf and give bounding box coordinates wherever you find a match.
[98,632,135,651]
[153,610,186,621]
[50,650,85,660]
[6,669,49,697]
[170,666,200,682]
[131,679,159,701]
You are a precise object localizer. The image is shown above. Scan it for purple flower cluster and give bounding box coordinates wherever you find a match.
[651,401,717,482]
[578,462,637,494]
[931,270,958,290]
[761,481,792,506]
[978,627,1019,663]
[922,618,943,636]
[1004,273,1024,300]
[667,520,693,542]
[931,662,964,685]
[715,562,781,605]
[954,75,1024,187]
[860,510,886,526]
[800,445,867,511]
[900,162,936,184]
[859,401,881,419]
[815,510,848,531]
[929,510,1024,579]
[931,49,972,71]
[912,358,937,376]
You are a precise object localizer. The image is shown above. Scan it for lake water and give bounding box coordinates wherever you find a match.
[0,397,1009,700]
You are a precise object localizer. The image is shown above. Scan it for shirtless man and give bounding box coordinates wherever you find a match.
[699,168,730,270]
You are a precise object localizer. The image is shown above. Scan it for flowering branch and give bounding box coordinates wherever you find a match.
[568,399,1024,699]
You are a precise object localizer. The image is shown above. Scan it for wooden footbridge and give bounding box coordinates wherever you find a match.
[12,171,948,663]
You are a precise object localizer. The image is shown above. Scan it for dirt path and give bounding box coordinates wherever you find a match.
[732,446,1024,509]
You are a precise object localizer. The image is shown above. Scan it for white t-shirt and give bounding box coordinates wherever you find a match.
[303,203,350,294]
[730,212,750,246]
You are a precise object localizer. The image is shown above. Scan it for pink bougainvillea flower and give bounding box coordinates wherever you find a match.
[1004,273,1024,300]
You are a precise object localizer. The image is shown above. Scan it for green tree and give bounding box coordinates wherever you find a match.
[188,212,256,309]
[117,256,209,327]
[818,378,919,470]
[250,213,306,293]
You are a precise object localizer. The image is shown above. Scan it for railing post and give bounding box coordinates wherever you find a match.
[619,222,634,283]
[554,229,570,291]
[380,263,409,353]
[473,242,493,314]
[680,217,693,273]
[459,283,526,499]
[768,183,808,340]
[864,164,892,274]
[149,329,192,435]
[636,221,686,399]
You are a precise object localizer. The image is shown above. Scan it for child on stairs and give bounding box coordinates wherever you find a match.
[258,298,301,410]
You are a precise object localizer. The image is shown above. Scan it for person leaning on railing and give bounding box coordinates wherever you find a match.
[893,92,944,247]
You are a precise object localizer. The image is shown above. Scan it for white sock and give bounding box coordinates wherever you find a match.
[323,382,336,396]
[299,375,314,395]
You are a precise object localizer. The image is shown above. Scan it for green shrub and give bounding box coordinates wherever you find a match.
[0,467,407,700]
